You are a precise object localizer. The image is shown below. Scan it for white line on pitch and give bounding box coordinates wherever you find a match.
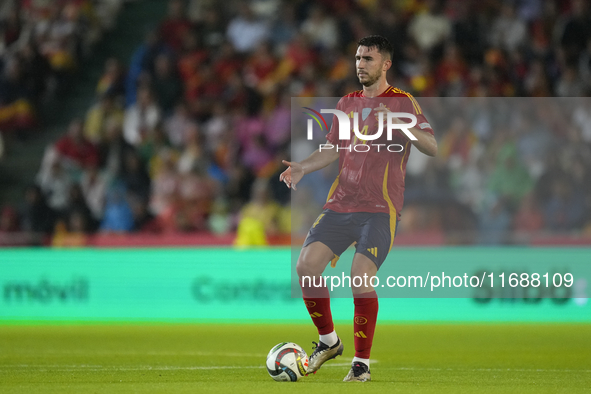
[0,362,378,372]
[3,350,267,357]
[3,363,590,374]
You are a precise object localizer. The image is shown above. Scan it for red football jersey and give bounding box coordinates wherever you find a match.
[324,86,434,226]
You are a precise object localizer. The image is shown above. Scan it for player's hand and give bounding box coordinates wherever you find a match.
[374,103,412,139]
[279,160,304,190]
[373,103,399,124]
[373,103,402,122]
[373,103,390,115]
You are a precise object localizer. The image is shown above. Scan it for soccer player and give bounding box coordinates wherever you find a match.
[279,35,437,382]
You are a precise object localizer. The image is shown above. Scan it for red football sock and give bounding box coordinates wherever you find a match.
[300,279,334,335]
[353,291,378,359]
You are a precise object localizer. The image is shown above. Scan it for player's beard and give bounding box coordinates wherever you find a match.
[358,69,381,87]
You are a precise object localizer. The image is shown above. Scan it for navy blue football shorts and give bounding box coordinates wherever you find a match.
[302,209,399,269]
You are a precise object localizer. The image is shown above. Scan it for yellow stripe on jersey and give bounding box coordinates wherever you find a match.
[409,95,422,114]
[382,162,397,251]
[392,87,422,114]
[326,168,343,203]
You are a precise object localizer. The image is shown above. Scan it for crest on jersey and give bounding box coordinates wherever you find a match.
[362,108,372,121]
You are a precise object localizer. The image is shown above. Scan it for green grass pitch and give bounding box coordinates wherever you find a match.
[1,323,590,393]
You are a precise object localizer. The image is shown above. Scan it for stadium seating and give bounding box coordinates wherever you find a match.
[0,0,590,246]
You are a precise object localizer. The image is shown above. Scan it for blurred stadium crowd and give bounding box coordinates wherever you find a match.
[0,0,590,245]
[0,0,123,135]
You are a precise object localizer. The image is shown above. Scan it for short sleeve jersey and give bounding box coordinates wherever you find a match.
[324,86,434,221]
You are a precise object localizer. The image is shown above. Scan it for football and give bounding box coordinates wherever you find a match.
[265,342,309,381]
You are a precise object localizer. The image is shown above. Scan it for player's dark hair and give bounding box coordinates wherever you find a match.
[357,35,393,61]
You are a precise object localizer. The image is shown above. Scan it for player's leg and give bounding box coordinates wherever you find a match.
[343,253,378,382]
[296,241,335,340]
[297,210,353,373]
[297,241,345,373]
[343,212,393,382]
[296,242,343,373]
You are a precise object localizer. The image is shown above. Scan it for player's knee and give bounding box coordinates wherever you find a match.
[350,262,377,280]
[296,256,323,278]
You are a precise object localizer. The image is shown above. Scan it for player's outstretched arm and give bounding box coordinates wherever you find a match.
[279,142,339,190]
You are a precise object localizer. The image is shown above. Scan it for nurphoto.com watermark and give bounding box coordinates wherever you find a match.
[301,272,575,293]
